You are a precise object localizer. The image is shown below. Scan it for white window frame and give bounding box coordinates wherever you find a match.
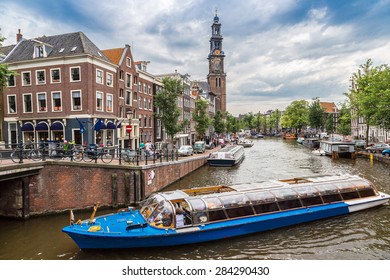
[106,93,113,112]
[7,94,17,114]
[23,93,33,113]
[125,90,132,106]
[36,69,46,85]
[51,91,62,112]
[96,69,104,84]
[96,91,104,111]
[34,45,44,58]
[126,73,132,88]
[50,68,61,83]
[37,92,47,113]
[7,74,16,87]
[21,71,31,86]
[138,97,142,109]
[70,66,81,82]
[71,90,82,111]
[106,73,113,87]
[126,57,132,67]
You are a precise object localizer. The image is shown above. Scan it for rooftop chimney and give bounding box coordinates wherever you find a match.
[16,29,23,43]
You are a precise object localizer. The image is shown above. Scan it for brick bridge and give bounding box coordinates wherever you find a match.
[0,156,208,219]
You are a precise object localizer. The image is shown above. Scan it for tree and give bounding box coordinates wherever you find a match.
[348,59,385,146]
[269,109,281,133]
[192,99,210,140]
[154,77,185,142]
[371,65,390,130]
[325,114,334,135]
[226,113,239,134]
[242,112,254,130]
[337,102,351,136]
[0,31,14,88]
[281,100,309,132]
[213,110,225,135]
[308,97,325,131]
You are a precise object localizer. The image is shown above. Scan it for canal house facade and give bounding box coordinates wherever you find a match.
[1,31,119,147]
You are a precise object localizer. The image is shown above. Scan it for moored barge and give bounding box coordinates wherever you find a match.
[62,174,389,249]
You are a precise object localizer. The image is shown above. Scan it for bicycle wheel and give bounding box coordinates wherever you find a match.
[29,149,42,161]
[82,152,95,162]
[72,150,83,162]
[101,152,114,163]
[10,151,21,163]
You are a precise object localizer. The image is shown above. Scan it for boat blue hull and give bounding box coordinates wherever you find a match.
[63,202,350,249]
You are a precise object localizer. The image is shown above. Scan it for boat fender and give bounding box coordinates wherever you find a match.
[88,225,101,232]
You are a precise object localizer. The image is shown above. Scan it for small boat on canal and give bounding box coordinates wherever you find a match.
[207,145,245,167]
[62,174,390,249]
[237,138,254,148]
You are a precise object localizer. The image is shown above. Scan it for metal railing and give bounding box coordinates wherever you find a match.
[0,142,180,166]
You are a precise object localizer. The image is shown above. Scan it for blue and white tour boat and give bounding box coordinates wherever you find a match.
[62,174,389,249]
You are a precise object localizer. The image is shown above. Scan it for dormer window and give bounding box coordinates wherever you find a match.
[35,46,44,58]
[33,42,53,58]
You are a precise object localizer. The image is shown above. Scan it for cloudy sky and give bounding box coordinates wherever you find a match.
[1,0,390,116]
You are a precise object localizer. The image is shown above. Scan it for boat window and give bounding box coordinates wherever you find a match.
[208,210,228,222]
[316,183,339,195]
[187,198,207,211]
[340,191,360,200]
[301,196,323,206]
[147,200,174,228]
[204,197,223,209]
[246,191,275,204]
[334,181,357,193]
[294,186,320,197]
[348,180,370,189]
[193,212,208,224]
[278,199,302,210]
[321,193,342,203]
[226,206,254,218]
[270,188,299,200]
[253,202,280,214]
[358,188,376,198]
[220,194,250,208]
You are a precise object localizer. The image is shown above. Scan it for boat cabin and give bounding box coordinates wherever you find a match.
[140,175,378,229]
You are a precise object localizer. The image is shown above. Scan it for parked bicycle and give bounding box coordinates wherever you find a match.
[10,143,42,163]
[82,144,114,163]
[120,149,137,164]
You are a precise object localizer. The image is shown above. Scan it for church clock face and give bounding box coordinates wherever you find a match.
[211,58,221,72]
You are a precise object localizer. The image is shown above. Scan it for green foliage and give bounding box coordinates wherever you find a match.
[213,111,225,135]
[325,114,334,134]
[269,109,281,132]
[337,102,351,136]
[308,97,325,130]
[192,99,210,140]
[281,100,309,130]
[226,113,239,134]
[242,112,254,129]
[154,77,184,141]
[348,59,390,145]
[0,33,15,88]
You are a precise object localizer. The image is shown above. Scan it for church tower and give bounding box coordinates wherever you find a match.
[207,11,227,112]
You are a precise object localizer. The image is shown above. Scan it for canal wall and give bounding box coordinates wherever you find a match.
[0,155,208,218]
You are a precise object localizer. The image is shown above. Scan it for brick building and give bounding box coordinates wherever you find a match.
[1,31,119,147]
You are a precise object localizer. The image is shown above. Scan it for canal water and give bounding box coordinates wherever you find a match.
[1,138,389,260]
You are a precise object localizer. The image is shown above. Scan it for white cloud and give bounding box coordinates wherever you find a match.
[2,0,390,117]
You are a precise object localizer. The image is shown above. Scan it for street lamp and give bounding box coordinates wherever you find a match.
[126,110,133,149]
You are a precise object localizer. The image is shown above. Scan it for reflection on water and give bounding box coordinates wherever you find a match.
[1,138,389,260]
